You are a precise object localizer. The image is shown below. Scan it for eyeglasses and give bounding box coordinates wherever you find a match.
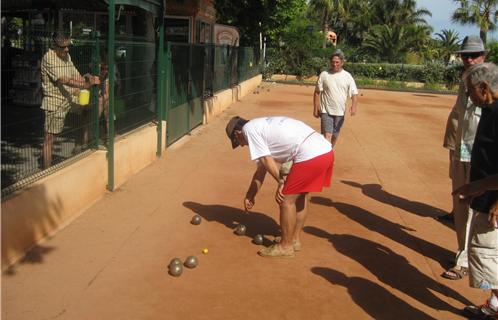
[56,44,70,49]
[461,52,483,59]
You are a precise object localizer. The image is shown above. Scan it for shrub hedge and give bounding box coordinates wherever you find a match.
[264,48,463,89]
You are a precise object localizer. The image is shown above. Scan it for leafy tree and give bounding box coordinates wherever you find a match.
[485,40,498,63]
[368,0,431,26]
[435,29,461,64]
[452,0,498,44]
[268,16,324,78]
[308,0,334,47]
[215,0,307,47]
[361,23,431,63]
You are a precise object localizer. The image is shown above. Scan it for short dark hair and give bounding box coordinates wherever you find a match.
[52,31,70,47]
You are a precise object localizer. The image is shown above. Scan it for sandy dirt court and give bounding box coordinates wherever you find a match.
[2,84,486,319]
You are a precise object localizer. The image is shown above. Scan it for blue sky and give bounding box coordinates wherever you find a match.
[416,0,495,41]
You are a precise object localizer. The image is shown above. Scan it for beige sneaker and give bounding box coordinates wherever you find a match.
[258,244,295,258]
[273,236,302,252]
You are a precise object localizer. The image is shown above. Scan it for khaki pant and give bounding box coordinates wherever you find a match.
[469,211,498,290]
[451,158,472,268]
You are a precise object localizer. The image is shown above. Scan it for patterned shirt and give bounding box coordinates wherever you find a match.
[41,49,80,111]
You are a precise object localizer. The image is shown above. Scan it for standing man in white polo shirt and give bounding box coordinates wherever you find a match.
[314,49,359,146]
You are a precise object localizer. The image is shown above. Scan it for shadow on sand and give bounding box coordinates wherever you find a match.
[341,180,451,225]
[310,196,453,268]
[183,201,280,244]
[306,226,471,317]
[312,267,437,320]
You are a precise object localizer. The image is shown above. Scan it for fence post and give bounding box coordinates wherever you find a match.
[156,5,165,157]
[91,31,100,149]
[107,0,116,191]
[165,42,172,144]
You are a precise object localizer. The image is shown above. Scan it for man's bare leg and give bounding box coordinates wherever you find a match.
[331,135,338,147]
[293,193,308,243]
[324,132,333,144]
[42,132,54,169]
[279,194,299,249]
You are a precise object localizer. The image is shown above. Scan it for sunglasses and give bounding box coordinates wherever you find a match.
[56,44,70,49]
[461,52,483,59]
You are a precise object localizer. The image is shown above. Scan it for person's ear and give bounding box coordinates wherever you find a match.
[234,130,245,145]
[479,81,494,104]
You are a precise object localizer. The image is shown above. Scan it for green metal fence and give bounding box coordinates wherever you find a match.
[1,33,261,195]
[1,29,157,195]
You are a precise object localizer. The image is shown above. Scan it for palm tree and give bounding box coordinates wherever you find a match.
[308,0,334,47]
[362,25,409,63]
[361,23,431,63]
[435,29,461,64]
[369,0,432,26]
[452,0,498,44]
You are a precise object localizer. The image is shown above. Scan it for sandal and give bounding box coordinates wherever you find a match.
[273,236,302,251]
[442,266,468,280]
[258,244,295,258]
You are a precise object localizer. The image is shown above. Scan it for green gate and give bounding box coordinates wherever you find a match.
[165,42,205,145]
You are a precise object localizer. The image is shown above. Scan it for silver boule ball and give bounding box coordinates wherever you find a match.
[184,255,198,268]
[169,263,183,277]
[253,234,264,245]
[235,224,246,236]
[191,214,202,225]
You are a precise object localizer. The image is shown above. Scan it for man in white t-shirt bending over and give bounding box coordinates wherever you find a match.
[226,116,334,258]
[314,50,359,146]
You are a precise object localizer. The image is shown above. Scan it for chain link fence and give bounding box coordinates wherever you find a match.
[2,31,261,195]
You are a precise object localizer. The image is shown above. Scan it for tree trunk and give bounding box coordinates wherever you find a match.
[322,11,329,49]
[480,29,487,45]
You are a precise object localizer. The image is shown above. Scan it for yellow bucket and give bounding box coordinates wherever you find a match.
[79,89,90,106]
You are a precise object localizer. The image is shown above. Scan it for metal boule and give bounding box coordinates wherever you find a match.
[191,214,202,225]
[184,255,198,268]
[169,263,183,277]
[234,224,246,236]
[253,234,264,245]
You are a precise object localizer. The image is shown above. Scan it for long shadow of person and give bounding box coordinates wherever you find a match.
[341,180,451,225]
[305,226,471,315]
[310,197,454,268]
[311,267,436,320]
[183,201,280,243]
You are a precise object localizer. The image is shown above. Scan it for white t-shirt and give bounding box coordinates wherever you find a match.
[316,69,358,116]
[242,117,332,163]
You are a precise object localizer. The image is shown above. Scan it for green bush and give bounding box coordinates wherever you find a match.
[264,48,462,90]
[344,62,461,87]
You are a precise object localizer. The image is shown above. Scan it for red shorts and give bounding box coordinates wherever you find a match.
[282,150,334,195]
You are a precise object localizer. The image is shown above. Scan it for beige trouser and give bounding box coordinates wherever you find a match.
[469,211,498,290]
[451,158,473,268]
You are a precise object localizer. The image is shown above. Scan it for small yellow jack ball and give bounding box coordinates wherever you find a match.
[202,248,208,254]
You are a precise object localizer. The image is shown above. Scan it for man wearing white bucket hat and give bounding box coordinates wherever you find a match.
[41,31,100,169]
[441,35,487,281]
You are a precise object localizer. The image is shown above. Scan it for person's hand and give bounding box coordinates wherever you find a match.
[350,105,357,116]
[488,200,498,228]
[244,197,255,212]
[313,109,320,118]
[275,183,284,204]
[453,182,485,203]
[83,74,101,87]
